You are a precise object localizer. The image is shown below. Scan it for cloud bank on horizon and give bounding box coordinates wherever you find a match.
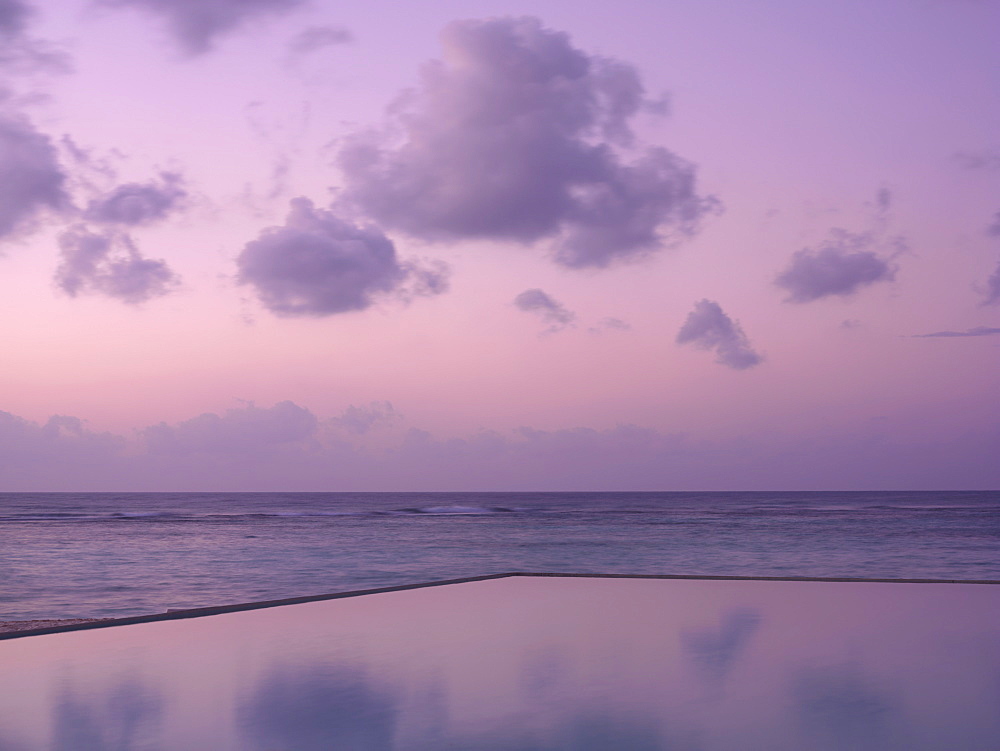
[0,0,997,489]
[0,401,996,491]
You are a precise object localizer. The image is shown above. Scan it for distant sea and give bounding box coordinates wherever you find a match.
[2,491,997,620]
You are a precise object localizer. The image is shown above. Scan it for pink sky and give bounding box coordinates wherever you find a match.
[0,0,997,490]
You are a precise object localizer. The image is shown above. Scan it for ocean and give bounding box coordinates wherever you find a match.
[1,491,997,621]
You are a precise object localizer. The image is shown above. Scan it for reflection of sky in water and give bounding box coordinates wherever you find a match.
[0,577,997,750]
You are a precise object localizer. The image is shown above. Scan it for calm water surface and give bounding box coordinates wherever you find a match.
[1,576,997,750]
[1,491,997,619]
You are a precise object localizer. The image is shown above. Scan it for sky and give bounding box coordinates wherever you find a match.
[0,0,998,491]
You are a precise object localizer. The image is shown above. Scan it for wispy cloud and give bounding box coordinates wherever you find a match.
[287,25,353,57]
[912,326,1000,338]
[954,150,1000,171]
[514,288,576,333]
[100,0,306,56]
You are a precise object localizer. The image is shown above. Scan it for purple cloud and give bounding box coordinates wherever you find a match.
[0,0,69,74]
[0,403,998,491]
[55,226,179,304]
[84,172,186,226]
[143,400,318,456]
[287,25,353,56]
[337,16,717,269]
[875,187,891,213]
[589,316,631,334]
[677,300,763,370]
[237,197,449,317]
[0,113,67,242]
[0,0,30,39]
[514,288,576,332]
[987,211,1000,237]
[100,0,306,55]
[912,326,1000,338]
[775,230,898,303]
[984,260,1000,306]
[330,401,399,435]
[954,150,1000,171]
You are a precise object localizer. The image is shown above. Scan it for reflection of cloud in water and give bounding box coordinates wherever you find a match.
[238,663,397,751]
[417,710,668,751]
[793,664,893,749]
[518,646,572,698]
[681,608,761,683]
[0,730,28,751]
[50,677,162,751]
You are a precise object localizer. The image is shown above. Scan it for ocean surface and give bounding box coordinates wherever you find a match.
[1,491,997,620]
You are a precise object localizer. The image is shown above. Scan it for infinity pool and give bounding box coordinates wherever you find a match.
[0,575,997,750]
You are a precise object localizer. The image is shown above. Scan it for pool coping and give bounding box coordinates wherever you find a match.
[3,571,998,641]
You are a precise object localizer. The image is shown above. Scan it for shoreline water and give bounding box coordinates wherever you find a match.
[4,490,998,621]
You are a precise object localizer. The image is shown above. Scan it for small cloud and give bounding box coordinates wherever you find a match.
[775,230,898,303]
[875,187,891,214]
[100,0,307,56]
[986,210,1000,237]
[983,260,1000,305]
[237,197,448,317]
[597,316,631,331]
[287,25,352,56]
[676,299,763,370]
[841,319,862,329]
[54,226,179,304]
[329,402,399,435]
[514,288,576,332]
[911,326,1000,338]
[588,316,632,334]
[83,172,186,226]
[953,150,1000,171]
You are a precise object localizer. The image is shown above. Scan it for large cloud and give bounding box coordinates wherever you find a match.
[513,288,576,332]
[55,226,178,304]
[83,172,186,226]
[101,0,306,55]
[237,197,449,317]
[337,16,716,269]
[676,299,762,370]
[775,230,898,303]
[0,112,67,242]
